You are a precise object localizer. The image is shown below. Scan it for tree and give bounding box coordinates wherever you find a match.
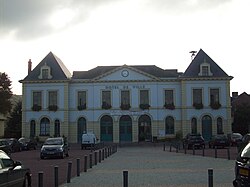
[233,103,250,135]
[0,72,13,114]
[5,100,22,138]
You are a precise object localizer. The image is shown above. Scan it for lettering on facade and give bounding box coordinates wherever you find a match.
[105,85,145,90]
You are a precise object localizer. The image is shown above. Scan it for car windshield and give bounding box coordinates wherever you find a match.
[44,139,62,145]
[241,143,250,158]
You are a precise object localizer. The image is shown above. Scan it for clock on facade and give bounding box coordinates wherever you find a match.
[121,70,129,77]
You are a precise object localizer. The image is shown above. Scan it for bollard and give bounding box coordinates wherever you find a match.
[77,158,80,176]
[176,144,179,153]
[202,146,205,157]
[99,150,101,163]
[105,147,107,158]
[192,145,195,155]
[123,170,128,187]
[54,166,58,187]
[208,168,213,187]
[163,143,166,151]
[84,155,88,172]
[95,151,98,165]
[67,161,72,183]
[38,171,44,187]
[102,149,105,160]
[170,144,172,152]
[227,148,230,160]
[215,147,217,158]
[90,153,92,168]
[184,145,187,154]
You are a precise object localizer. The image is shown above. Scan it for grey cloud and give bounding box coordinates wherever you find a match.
[0,0,115,40]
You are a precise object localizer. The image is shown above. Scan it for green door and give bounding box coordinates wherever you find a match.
[119,115,132,142]
[100,115,113,142]
[202,115,212,141]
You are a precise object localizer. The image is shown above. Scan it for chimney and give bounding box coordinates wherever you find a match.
[28,59,32,74]
[232,92,238,98]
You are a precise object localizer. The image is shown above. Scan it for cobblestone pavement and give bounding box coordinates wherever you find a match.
[60,145,235,187]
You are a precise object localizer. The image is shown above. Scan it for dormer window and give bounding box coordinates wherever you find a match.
[198,59,213,76]
[38,63,52,79]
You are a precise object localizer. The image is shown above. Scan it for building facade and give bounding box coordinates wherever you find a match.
[20,49,233,143]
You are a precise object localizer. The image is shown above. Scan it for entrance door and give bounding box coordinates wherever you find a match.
[202,115,212,141]
[100,115,113,142]
[119,115,132,142]
[138,115,151,141]
[77,117,86,143]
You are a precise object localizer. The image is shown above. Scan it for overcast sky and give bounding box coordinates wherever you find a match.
[0,0,249,95]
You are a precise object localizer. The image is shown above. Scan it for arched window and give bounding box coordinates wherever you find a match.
[40,117,50,136]
[217,117,223,134]
[191,118,197,134]
[30,120,36,138]
[165,116,174,135]
[54,119,60,137]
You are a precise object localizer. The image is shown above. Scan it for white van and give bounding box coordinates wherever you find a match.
[81,133,97,149]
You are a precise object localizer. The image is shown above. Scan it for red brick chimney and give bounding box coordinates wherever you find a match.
[28,59,32,74]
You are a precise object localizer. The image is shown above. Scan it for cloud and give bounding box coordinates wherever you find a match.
[0,0,115,40]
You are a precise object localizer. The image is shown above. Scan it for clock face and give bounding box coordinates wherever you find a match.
[121,70,129,77]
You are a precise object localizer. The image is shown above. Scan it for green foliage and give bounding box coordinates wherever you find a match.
[233,104,250,135]
[5,100,22,138]
[0,72,13,114]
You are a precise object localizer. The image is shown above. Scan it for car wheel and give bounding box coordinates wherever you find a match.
[40,155,44,159]
[66,152,69,157]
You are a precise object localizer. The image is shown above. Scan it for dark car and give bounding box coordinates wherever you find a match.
[0,150,31,187]
[0,139,11,155]
[18,137,37,151]
[228,133,243,146]
[233,142,250,186]
[7,138,22,152]
[208,134,230,148]
[183,133,205,149]
[237,133,250,153]
[40,137,69,159]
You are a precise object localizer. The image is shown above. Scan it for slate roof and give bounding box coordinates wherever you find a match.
[182,49,229,78]
[21,52,71,81]
[72,65,180,79]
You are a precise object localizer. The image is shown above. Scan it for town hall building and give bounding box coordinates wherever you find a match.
[20,49,233,143]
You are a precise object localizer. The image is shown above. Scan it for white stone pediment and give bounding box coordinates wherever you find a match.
[95,67,159,81]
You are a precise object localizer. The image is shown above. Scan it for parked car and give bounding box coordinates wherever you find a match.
[208,134,230,148]
[233,142,250,186]
[0,139,11,155]
[182,133,205,149]
[7,138,22,152]
[237,133,250,153]
[228,133,243,146]
[0,150,31,186]
[40,137,69,159]
[81,132,97,150]
[18,137,37,151]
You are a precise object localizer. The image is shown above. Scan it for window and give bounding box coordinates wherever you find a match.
[193,89,203,109]
[164,90,175,109]
[191,118,197,134]
[102,90,111,109]
[120,90,130,110]
[77,91,87,110]
[48,91,58,111]
[139,90,150,110]
[40,117,50,136]
[42,69,49,79]
[198,59,213,76]
[217,117,223,134]
[38,63,52,79]
[165,116,174,134]
[32,91,42,111]
[210,88,221,109]
[202,66,209,76]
